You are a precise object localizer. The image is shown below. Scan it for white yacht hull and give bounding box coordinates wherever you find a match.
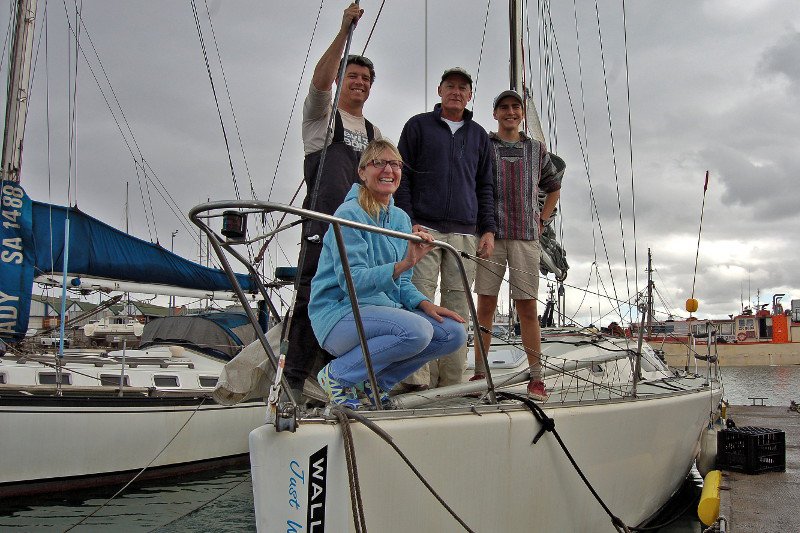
[0,346,266,495]
[0,397,264,494]
[250,386,719,532]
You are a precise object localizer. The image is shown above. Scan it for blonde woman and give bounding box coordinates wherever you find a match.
[309,139,466,408]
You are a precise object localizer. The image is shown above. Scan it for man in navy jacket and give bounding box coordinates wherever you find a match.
[395,67,496,388]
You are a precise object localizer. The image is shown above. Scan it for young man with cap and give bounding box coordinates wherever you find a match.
[471,89,564,400]
[395,67,496,389]
[285,2,382,402]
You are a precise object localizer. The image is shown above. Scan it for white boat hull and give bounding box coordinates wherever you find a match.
[250,386,719,532]
[0,345,267,495]
[0,396,265,494]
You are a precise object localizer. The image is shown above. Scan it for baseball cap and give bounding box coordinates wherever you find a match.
[440,67,473,86]
[493,89,523,109]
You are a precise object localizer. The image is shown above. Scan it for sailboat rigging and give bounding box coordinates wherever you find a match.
[186,2,725,532]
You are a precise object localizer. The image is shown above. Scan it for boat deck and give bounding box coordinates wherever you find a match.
[298,373,713,421]
[720,405,799,532]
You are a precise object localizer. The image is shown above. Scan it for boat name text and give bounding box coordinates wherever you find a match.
[306,445,328,531]
[288,460,304,510]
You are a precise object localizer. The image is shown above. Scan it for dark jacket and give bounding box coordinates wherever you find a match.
[302,111,376,240]
[395,104,496,235]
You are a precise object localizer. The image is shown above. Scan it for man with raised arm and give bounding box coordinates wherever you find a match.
[471,90,564,400]
[285,2,382,403]
[395,67,496,389]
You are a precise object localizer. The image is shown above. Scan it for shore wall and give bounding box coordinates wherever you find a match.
[661,342,800,367]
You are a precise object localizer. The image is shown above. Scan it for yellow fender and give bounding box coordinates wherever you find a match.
[698,470,721,526]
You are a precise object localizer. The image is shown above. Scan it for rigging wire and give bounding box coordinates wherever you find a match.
[142,166,159,243]
[529,0,624,323]
[570,0,603,321]
[44,0,55,278]
[544,8,624,323]
[69,7,156,237]
[134,156,154,242]
[593,0,633,321]
[189,0,241,202]
[58,4,218,252]
[621,0,640,295]
[201,0,256,203]
[0,1,14,76]
[470,0,492,111]
[266,0,324,205]
[259,0,326,273]
[358,0,386,55]
[64,0,82,208]
[690,171,710,300]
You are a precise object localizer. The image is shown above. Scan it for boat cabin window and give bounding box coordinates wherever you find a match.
[0,373,6,384]
[39,372,72,385]
[199,376,218,388]
[100,375,130,387]
[154,375,179,388]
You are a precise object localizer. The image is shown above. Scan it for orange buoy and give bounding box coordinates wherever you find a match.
[686,298,699,313]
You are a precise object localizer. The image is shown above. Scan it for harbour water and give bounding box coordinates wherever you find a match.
[2,365,797,532]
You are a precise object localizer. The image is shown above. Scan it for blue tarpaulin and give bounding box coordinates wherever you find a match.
[0,194,255,341]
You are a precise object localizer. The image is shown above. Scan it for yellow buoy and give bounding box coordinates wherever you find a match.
[686,298,699,313]
[698,470,721,526]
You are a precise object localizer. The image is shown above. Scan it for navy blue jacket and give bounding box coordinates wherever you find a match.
[395,104,496,235]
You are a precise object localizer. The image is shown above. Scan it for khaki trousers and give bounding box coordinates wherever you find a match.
[401,230,478,387]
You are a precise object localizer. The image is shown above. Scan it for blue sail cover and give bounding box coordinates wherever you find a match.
[0,191,255,341]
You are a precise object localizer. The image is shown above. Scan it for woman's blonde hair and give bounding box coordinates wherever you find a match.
[357,139,403,219]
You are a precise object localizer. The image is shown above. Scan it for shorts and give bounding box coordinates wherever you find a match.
[474,239,541,300]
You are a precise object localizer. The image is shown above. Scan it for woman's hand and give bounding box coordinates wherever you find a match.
[419,300,465,323]
[394,230,435,277]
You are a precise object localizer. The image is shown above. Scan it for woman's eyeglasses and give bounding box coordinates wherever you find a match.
[367,159,402,170]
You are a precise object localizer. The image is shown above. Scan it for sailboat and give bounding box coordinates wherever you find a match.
[186,2,724,531]
[0,0,267,496]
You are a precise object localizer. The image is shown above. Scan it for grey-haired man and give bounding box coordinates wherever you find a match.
[395,67,496,388]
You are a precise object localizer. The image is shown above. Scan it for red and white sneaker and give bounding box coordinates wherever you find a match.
[527,379,549,401]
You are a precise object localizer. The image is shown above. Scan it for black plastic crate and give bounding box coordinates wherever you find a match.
[717,426,786,474]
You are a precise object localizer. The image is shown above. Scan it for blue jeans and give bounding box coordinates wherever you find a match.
[322,305,467,390]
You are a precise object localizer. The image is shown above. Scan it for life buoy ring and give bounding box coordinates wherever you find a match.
[736,332,747,342]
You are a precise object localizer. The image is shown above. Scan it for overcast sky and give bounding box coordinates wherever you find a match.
[4,0,800,327]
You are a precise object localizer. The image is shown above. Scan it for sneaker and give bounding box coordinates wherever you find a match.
[468,373,486,382]
[356,380,392,409]
[527,379,549,401]
[317,365,361,409]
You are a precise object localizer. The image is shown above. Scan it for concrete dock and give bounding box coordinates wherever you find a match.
[718,405,799,532]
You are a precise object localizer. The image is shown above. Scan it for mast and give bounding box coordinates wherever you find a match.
[509,0,545,143]
[2,0,37,184]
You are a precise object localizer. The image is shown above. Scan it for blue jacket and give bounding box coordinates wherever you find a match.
[395,104,496,235]
[309,184,429,345]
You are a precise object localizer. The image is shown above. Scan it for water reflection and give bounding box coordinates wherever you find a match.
[0,468,254,532]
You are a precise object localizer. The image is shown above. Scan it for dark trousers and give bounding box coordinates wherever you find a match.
[284,240,332,391]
